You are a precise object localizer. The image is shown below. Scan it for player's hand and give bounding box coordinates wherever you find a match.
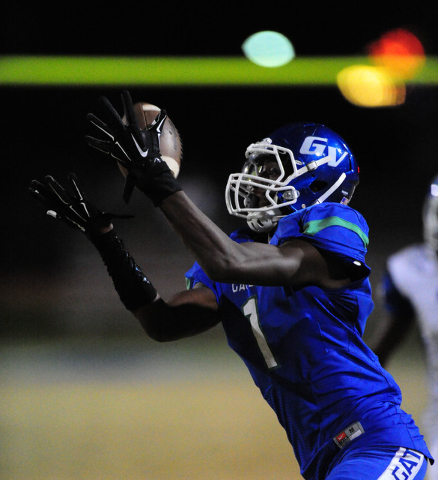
[86,90,179,204]
[30,173,132,240]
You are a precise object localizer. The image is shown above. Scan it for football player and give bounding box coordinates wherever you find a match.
[30,91,433,480]
[370,175,438,480]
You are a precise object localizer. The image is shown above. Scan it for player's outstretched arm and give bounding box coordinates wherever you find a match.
[30,174,221,341]
[159,191,353,290]
[133,285,221,342]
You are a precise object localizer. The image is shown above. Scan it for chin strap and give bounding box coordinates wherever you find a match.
[92,230,158,311]
[311,173,347,205]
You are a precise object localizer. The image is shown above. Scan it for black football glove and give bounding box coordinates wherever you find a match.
[86,90,181,205]
[30,173,132,241]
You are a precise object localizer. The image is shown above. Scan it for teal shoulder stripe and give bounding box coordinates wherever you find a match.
[302,216,369,247]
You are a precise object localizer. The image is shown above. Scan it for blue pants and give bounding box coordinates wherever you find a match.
[326,447,427,480]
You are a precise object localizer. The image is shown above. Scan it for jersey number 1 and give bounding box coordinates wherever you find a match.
[242,296,278,369]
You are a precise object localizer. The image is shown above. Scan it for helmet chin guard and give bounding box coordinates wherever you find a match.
[225,122,359,232]
[246,210,282,233]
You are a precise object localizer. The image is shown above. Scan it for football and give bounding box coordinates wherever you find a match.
[123,102,182,178]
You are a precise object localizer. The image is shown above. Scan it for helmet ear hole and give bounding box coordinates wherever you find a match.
[309,180,328,193]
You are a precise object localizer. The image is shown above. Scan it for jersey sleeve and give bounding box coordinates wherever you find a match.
[272,203,370,273]
[185,261,214,290]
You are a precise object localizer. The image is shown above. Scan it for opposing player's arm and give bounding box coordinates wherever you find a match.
[160,191,352,289]
[369,270,416,366]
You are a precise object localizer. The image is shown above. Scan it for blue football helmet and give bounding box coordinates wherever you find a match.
[423,174,438,251]
[225,122,360,232]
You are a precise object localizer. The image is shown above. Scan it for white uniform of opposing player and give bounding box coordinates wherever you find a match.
[374,176,438,480]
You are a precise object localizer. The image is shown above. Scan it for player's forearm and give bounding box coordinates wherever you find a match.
[93,229,221,341]
[159,191,304,285]
[160,191,281,283]
[133,294,221,342]
[159,191,243,281]
[92,230,159,311]
[370,312,414,366]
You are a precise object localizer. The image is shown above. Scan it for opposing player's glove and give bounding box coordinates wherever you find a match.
[30,173,132,241]
[86,90,182,205]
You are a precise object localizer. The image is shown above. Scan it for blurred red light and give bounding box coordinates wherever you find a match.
[367,28,425,80]
[368,29,425,57]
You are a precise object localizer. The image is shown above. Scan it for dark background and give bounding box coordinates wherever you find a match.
[2,2,438,336]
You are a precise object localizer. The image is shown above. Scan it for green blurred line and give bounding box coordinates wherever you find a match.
[0,55,437,86]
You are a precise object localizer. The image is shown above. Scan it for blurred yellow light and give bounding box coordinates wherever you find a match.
[337,65,405,107]
[242,31,295,67]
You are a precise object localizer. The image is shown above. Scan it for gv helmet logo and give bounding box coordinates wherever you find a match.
[299,136,348,167]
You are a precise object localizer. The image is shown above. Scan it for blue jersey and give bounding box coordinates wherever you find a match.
[185,203,432,480]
